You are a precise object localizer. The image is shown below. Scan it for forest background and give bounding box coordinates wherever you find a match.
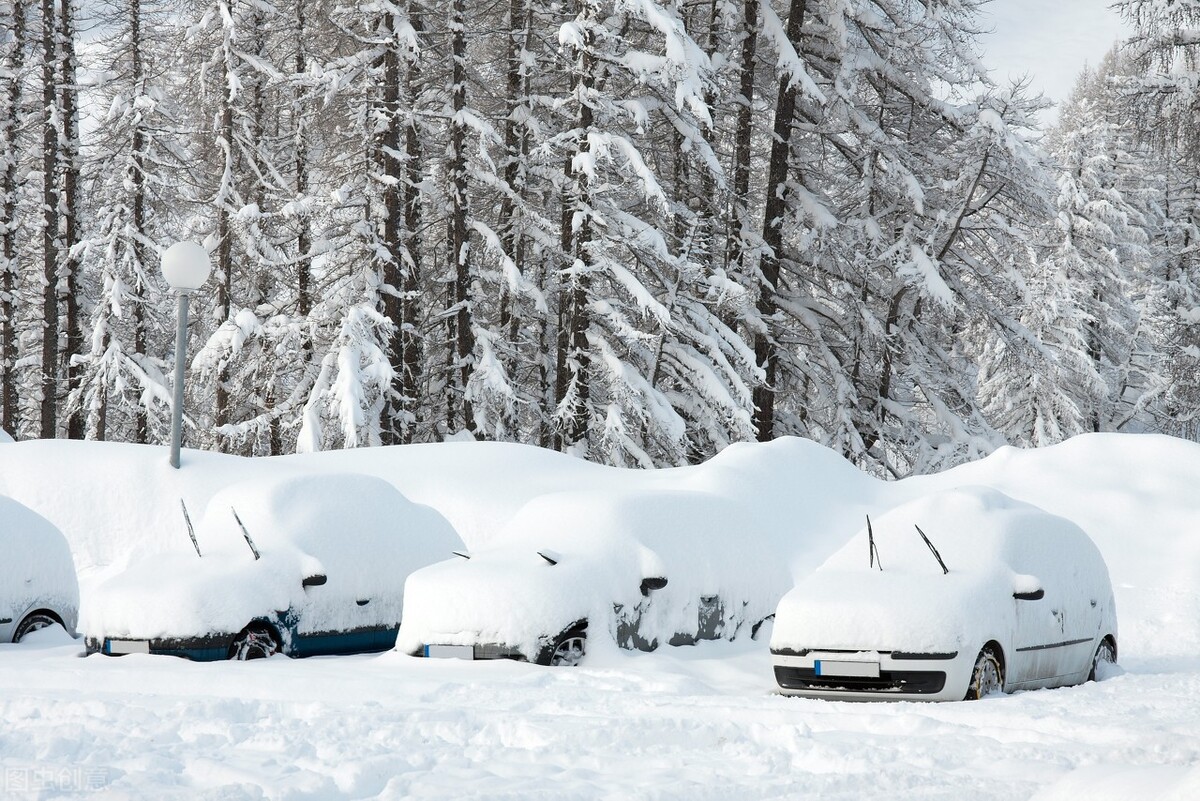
[1,0,1197,478]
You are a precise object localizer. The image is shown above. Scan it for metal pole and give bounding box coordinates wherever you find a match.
[169,290,190,469]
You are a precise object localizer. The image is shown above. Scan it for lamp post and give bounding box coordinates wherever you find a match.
[161,241,212,469]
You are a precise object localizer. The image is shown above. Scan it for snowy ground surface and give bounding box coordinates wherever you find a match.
[2,433,1200,799]
[1,629,1198,800]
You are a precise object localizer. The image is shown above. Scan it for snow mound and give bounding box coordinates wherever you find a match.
[294,440,623,549]
[1030,764,1200,801]
[676,436,891,577]
[0,440,285,585]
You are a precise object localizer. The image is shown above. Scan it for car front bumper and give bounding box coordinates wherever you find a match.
[772,649,973,702]
[85,634,233,661]
[415,642,529,661]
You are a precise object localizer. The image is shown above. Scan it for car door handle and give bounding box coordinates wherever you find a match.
[0,618,11,625]
[356,599,370,606]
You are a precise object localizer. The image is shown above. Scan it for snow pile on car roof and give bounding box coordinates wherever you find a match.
[771,486,1112,653]
[296,441,625,548]
[81,472,460,640]
[672,436,892,578]
[0,435,880,643]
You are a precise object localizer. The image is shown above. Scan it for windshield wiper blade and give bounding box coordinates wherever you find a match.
[231,507,261,561]
[867,514,882,571]
[914,524,949,575]
[180,499,201,557]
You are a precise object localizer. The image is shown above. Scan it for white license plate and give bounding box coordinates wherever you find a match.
[815,659,879,678]
[424,644,474,659]
[107,639,150,655]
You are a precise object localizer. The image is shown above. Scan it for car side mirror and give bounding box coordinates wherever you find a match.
[302,574,327,588]
[640,577,668,597]
[1013,588,1044,601]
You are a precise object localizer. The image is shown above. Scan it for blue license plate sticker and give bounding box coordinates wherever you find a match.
[815,659,880,678]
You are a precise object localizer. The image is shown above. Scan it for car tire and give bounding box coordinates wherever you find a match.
[544,626,587,667]
[965,645,1004,700]
[1089,637,1117,681]
[13,611,60,643]
[228,624,281,660]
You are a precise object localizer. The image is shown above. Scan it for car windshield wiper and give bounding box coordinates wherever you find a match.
[914,524,949,575]
[867,515,882,571]
[180,499,201,557]
[231,507,261,560]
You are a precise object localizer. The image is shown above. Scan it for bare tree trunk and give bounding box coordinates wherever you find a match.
[400,25,423,444]
[1,0,26,436]
[751,0,807,442]
[214,97,234,442]
[130,0,147,443]
[729,0,759,275]
[497,0,530,418]
[39,0,59,439]
[447,0,475,435]
[294,0,311,358]
[553,3,594,450]
[59,0,83,439]
[379,10,404,445]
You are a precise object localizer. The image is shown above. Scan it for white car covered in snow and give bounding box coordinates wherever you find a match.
[1,495,79,643]
[771,487,1118,701]
[397,489,791,666]
[84,472,461,660]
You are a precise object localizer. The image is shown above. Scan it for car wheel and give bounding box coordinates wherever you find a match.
[13,611,59,643]
[228,624,280,660]
[1089,638,1117,681]
[547,628,586,667]
[965,645,1004,700]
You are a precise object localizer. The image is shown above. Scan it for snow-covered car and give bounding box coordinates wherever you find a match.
[397,489,791,665]
[770,487,1118,701]
[1,494,80,643]
[83,472,462,660]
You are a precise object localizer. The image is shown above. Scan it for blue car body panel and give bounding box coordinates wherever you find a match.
[88,608,400,661]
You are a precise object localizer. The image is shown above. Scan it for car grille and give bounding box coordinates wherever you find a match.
[775,666,946,695]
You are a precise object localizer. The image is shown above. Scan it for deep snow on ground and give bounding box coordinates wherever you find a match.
[2,433,1200,799]
[1,629,1198,800]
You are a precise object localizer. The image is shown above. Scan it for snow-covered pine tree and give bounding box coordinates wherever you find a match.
[186,0,302,455]
[78,0,189,443]
[465,0,551,445]
[742,0,1053,475]
[545,0,759,466]
[977,243,1093,447]
[1042,55,1150,435]
[290,0,431,451]
[1116,0,1200,439]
